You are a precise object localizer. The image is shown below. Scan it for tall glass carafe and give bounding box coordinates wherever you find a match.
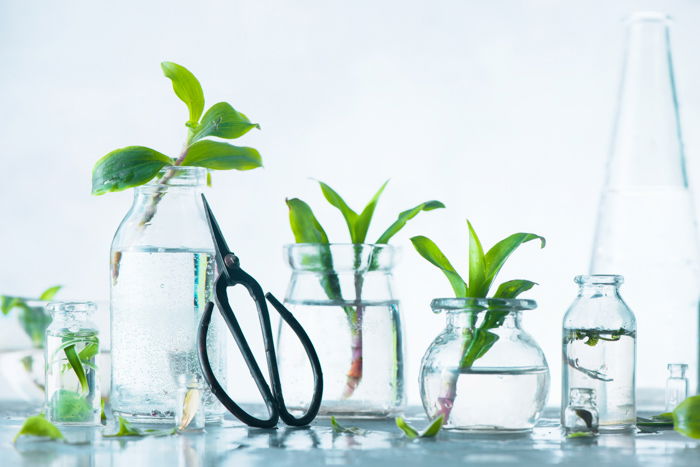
[110,166,225,423]
[591,12,700,405]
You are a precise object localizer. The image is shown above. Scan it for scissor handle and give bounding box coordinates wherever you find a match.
[265,292,324,426]
[197,297,279,429]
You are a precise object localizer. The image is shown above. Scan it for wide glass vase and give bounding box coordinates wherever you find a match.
[277,244,405,418]
[110,166,225,423]
[420,298,549,432]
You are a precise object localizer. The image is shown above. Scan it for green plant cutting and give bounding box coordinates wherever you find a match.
[395,415,444,439]
[287,181,444,397]
[1,286,61,348]
[91,61,262,197]
[411,221,545,422]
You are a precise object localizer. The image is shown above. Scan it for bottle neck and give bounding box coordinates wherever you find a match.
[446,310,521,329]
[577,284,621,299]
[608,14,687,189]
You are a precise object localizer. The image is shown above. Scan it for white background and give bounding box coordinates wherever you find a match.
[1,0,699,405]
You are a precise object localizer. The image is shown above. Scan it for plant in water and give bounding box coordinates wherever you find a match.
[411,221,545,422]
[287,180,444,398]
[1,285,61,348]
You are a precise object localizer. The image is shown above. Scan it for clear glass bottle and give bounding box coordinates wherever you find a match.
[45,302,100,425]
[590,12,700,404]
[277,244,404,417]
[562,275,636,431]
[420,298,549,432]
[666,363,689,411]
[563,388,599,434]
[110,166,225,423]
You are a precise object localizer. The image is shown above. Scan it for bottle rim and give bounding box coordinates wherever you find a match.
[46,301,97,314]
[575,274,623,286]
[430,297,537,313]
[139,166,208,189]
[625,11,672,25]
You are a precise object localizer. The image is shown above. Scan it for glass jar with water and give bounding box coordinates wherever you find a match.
[562,275,636,432]
[419,298,549,432]
[277,244,404,417]
[45,302,100,425]
[110,166,225,423]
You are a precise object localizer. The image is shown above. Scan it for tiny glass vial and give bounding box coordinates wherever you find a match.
[563,388,599,434]
[175,375,205,432]
[45,302,100,425]
[665,363,689,411]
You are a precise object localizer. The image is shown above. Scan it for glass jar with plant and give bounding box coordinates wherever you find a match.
[278,181,444,417]
[92,61,262,423]
[413,222,549,432]
[0,286,61,407]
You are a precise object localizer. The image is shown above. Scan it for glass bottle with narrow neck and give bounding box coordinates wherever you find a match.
[110,166,225,423]
[590,12,700,405]
[562,275,636,432]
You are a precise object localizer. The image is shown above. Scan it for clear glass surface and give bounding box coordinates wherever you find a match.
[420,299,549,432]
[278,244,404,418]
[109,166,225,423]
[44,302,101,426]
[562,275,636,432]
[590,12,700,404]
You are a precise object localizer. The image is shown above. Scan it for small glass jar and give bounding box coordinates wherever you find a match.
[419,298,549,432]
[563,388,599,434]
[45,302,101,425]
[277,244,404,418]
[666,363,689,411]
[562,275,636,432]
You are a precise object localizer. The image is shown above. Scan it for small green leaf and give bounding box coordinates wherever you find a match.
[49,390,94,422]
[410,236,467,297]
[493,280,537,299]
[64,344,88,393]
[161,61,205,125]
[330,416,365,435]
[39,285,62,301]
[13,413,64,443]
[484,233,545,291]
[191,102,260,142]
[566,431,595,439]
[673,395,700,439]
[376,200,445,244]
[79,342,99,361]
[286,198,329,244]
[395,417,419,439]
[18,305,52,348]
[353,180,389,244]
[104,416,142,437]
[91,146,172,195]
[1,296,20,315]
[466,220,487,297]
[101,399,107,424]
[420,415,444,437]
[182,140,262,171]
[318,181,358,240]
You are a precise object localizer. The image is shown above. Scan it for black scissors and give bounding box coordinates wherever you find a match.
[197,195,323,428]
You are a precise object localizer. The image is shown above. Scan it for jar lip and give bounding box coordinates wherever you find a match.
[626,11,672,25]
[285,243,396,250]
[47,301,97,314]
[431,297,537,312]
[139,166,208,188]
[575,274,623,286]
[285,243,397,272]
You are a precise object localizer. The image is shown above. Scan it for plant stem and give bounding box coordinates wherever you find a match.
[342,253,366,399]
[138,142,191,227]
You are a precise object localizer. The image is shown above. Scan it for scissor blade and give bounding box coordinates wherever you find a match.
[201,194,234,271]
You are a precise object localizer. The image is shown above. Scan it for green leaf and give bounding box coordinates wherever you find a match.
[376,200,445,244]
[39,285,62,301]
[64,344,88,393]
[466,220,487,297]
[91,146,172,195]
[1,296,20,315]
[420,415,444,437]
[13,413,64,443]
[493,280,537,299]
[484,233,545,291]
[353,180,389,244]
[182,140,262,171]
[161,61,205,125]
[18,305,52,348]
[410,236,467,297]
[566,431,595,439]
[49,390,93,422]
[104,416,176,438]
[673,395,700,439]
[286,198,329,244]
[191,102,260,142]
[330,416,366,435]
[79,342,99,361]
[318,181,359,240]
[395,417,419,439]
